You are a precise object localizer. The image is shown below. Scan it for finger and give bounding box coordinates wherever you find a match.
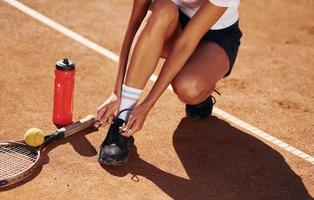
[108,115,114,124]
[100,115,110,126]
[96,106,107,121]
[125,115,135,132]
[93,120,102,129]
[99,115,106,124]
[124,123,139,137]
[121,127,132,137]
[101,109,115,124]
[114,110,119,117]
[100,120,109,127]
[119,123,127,133]
[122,119,139,137]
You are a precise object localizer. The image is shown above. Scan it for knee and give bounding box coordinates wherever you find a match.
[147,0,178,29]
[172,77,214,105]
[173,79,203,105]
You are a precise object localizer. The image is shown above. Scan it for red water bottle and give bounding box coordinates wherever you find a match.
[53,58,75,126]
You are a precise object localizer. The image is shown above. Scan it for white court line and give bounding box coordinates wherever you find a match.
[4,0,314,165]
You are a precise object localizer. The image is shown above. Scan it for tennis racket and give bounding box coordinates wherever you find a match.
[0,115,99,188]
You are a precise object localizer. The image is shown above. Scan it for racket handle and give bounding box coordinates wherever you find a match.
[59,115,96,138]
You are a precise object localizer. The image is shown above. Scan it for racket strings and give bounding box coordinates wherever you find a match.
[0,150,36,178]
[0,144,38,179]
[0,145,37,161]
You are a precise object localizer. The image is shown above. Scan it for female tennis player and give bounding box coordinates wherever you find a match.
[97,0,242,165]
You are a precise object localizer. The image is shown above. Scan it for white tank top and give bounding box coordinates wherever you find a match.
[173,0,240,30]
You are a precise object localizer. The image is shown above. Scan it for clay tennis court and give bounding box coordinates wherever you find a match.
[0,0,313,199]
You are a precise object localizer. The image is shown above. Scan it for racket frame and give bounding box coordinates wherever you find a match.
[0,141,40,187]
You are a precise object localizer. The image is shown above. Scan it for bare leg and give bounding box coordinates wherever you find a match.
[172,42,230,105]
[124,0,180,89]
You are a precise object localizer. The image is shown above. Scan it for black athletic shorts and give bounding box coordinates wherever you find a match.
[178,10,243,77]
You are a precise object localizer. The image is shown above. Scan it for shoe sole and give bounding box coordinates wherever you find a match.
[98,156,128,166]
[186,114,209,120]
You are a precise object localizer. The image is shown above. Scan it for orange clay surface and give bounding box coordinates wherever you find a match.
[0,0,313,199]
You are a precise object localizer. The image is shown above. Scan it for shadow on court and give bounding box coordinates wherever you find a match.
[1,126,97,191]
[102,116,312,200]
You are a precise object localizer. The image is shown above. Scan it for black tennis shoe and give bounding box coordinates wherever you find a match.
[98,109,134,165]
[185,90,221,119]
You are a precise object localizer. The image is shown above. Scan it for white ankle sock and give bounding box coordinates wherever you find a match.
[118,84,142,121]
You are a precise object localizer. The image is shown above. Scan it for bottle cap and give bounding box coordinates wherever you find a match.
[56,58,75,71]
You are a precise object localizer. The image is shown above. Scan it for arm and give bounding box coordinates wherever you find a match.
[113,0,151,96]
[143,1,227,107]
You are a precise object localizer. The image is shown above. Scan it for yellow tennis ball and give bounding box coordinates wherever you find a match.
[24,128,45,147]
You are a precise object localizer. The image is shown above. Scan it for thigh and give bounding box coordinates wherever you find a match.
[155,2,181,59]
[172,41,230,99]
[161,22,182,58]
